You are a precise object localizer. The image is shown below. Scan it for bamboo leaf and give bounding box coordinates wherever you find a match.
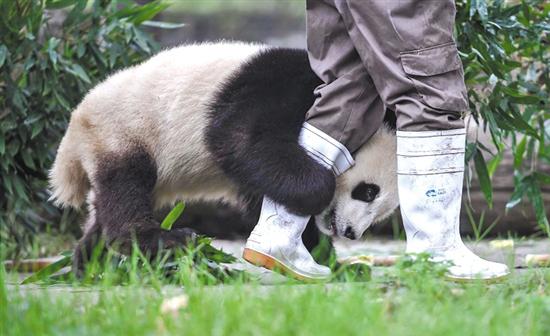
[535,172,550,185]
[45,0,79,9]
[142,21,185,29]
[21,150,35,169]
[514,136,527,169]
[117,0,170,25]
[487,151,503,177]
[31,121,44,139]
[469,0,478,18]
[465,142,477,162]
[160,202,185,231]
[474,147,493,208]
[63,0,87,28]
[0,45,7,68]
[476,0,489,23]
[21,255,72,284]
[526,179,550,236]
[66,63,91,84]
[506,180,528,209]
[200,242,237,264]
[500,85,541,105]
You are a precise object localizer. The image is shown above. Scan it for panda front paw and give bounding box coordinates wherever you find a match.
[158,227,198,249]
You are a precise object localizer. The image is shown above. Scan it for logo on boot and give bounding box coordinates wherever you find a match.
[426,188,446,198]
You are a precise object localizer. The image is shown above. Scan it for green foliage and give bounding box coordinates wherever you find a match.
[19,236,243,286]
[0,0,168,255]
[456,0,550,235]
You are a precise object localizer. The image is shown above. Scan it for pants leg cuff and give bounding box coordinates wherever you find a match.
[299,123,355,176]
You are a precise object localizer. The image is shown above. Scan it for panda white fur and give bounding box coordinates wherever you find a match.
[49,42,398,268]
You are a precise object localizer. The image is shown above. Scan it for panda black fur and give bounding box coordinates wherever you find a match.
[207,47,337,216]
[49,42,399,269]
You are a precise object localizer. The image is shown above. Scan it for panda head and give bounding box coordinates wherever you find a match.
[315,126,398,240]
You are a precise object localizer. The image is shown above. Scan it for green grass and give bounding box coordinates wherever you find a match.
[3,206,548,335]
[3,253,550,336]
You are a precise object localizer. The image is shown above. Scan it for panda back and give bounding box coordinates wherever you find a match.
[71,42,266,207]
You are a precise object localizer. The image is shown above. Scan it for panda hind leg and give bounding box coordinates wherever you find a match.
[90,146,196,262]
[73,214,104,276]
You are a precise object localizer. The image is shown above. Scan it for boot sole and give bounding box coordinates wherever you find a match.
[445,272,510,283]
[242,248,328,282]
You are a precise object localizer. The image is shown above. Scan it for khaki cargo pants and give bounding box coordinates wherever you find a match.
[305,0,468,153]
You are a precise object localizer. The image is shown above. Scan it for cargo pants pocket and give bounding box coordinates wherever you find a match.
[400,42,469,112]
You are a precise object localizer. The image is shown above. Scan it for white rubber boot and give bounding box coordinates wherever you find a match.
[243,197,332,280]
[243,123,354,281]
[397,129,510,281]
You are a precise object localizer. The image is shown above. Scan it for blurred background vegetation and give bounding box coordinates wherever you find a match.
[0,0,548,259]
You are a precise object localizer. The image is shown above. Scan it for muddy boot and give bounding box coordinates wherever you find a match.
[397,129,509,281]
[243,197,331,280]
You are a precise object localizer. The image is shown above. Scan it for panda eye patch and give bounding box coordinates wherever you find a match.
[351,182,380,203]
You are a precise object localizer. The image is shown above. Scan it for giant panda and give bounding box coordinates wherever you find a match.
[49,42,399,269]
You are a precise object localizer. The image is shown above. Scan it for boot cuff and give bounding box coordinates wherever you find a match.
[397,129,466,175]
[299,123,355,176]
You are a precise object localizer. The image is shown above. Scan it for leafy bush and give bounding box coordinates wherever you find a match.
[456,0,549,235]
[0,0,171,257]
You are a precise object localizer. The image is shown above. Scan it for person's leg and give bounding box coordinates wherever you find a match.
[305,0,385,154]
[397,130,508,280]
[338,0,467,131]
[338,0,508,280]
[243,0,386,280]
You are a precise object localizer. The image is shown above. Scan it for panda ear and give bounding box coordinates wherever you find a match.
[351,182,380,203]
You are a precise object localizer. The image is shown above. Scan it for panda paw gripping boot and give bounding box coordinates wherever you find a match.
[397,129,510,281]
